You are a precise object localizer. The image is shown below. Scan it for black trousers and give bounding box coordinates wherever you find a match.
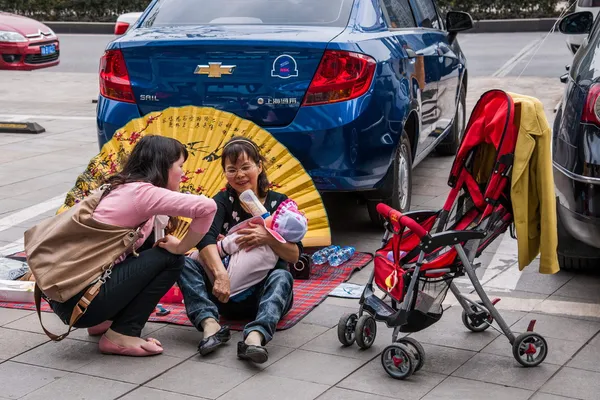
[50,246,185,337]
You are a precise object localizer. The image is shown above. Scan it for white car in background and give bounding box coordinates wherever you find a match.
[114,12,142,35]
[567,0,600,54]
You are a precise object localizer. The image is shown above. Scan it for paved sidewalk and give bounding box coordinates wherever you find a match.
[0,72,599,400]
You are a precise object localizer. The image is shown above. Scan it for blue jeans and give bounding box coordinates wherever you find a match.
[178,257,293,344]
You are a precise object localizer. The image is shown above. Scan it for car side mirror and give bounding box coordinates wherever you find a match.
[446,11,473,33]
[559,11,594,35]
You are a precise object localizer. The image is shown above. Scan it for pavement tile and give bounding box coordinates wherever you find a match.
[451,352,560,391]
[13,338,102,372]
[300,303,358,328]
[530,393,579,400]
[0,327,48,359]
[337,358,446,400]
[416,343,476,375]
[268,322,329,348]
[197,330,294,372]
[541,367,600,400]
[264,349,365,385]
[4,308,69,335]
[0,226,25,242]
[300,326,387,361]
[316,387,395,400]
[0,361,67,399]
[142,325,200,359]
[82,353,182,384]
[555,275,600,302]
[533,295,600,322]
[482,332,583,366]
[219,374,329,400]
[121,387,207,400]
[420,376,533,400]
[567,334,600,372]
[0,308,32,326]
[461,290,548,313]
[347,266,373,285]
[408,306,501,351]
[484,263,573,295]
[146,360,254,399]
[20,372,135,400]
[511,313,600,343]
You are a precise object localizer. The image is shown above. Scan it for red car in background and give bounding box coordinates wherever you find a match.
[0,12,59,70]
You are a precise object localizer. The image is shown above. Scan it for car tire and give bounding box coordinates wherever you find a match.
[436,84,466,156]
[556,205,600,272]
[558,253,600,271]
[368,130,413,226]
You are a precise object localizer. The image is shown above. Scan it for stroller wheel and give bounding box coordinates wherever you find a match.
[461,302,494,332]
[396,337,425,372]
[355,315,377,349]
[381,343,416,380]
[337,313,358,346]
[512,332,548,367]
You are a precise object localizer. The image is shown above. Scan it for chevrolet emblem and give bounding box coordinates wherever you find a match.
[194,62,236,78]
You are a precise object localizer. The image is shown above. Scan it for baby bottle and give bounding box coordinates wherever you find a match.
[239,189,270,219]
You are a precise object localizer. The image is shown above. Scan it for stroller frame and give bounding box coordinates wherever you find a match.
[337,90,549,380]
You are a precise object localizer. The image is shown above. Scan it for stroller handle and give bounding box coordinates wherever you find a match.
[376,203,429,239]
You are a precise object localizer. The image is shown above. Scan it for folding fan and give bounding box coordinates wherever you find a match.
[57,106,331,247]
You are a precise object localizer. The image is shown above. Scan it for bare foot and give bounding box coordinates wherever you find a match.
[104,328,157,348]
[201,318,221,338]
[245,331,264,346]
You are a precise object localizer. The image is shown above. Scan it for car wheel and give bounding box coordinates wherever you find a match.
[368,130,413,226]
[556,207,600,272]
[436,84,466,156]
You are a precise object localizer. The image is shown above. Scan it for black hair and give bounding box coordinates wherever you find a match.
[106,135,188,189]
[221,136,270,198]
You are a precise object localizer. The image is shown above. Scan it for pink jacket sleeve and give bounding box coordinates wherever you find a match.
[133,183,217,234]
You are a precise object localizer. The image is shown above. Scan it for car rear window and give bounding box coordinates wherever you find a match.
[140,0,355,27]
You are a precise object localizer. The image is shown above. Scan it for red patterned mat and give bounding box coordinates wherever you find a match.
[0,252,372,331]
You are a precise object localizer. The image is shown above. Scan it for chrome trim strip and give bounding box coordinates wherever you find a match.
[553,160,600,184]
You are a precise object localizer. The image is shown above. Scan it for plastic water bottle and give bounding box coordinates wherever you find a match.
[311,245,340,265]
[328,246,356,267]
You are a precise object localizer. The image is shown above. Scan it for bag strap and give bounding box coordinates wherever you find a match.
[34,280,103,341]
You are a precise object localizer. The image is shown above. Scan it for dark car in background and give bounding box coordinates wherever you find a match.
[96,0,473,225]
[554,10,600,270]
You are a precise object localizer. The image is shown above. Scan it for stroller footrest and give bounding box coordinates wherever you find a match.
[363,293,396,320]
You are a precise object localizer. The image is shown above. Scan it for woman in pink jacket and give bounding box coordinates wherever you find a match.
[49,135,217,357]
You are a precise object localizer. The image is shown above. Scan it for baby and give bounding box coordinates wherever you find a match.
[189,199,308,299]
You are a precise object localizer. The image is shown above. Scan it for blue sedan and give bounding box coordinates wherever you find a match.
[96,0,473,224]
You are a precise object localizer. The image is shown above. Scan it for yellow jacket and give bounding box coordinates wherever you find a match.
[508,92,559,274]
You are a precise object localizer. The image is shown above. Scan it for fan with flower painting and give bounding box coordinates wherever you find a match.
[57,106,331,247]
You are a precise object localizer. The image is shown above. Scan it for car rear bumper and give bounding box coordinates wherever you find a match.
[0,39,60,70]
[96,94,404,192]
[554,162,600,251]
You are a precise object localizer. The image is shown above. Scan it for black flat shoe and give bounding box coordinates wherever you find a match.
[198,325,231,356]
[237,341,269,364]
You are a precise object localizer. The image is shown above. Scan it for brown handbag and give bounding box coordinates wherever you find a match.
[24,184,144,341]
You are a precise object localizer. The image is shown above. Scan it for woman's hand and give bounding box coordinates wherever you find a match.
[212,272,231,303]
[235,222,272,251]
[155,235,184,254]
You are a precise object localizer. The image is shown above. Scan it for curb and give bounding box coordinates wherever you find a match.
[466,18,558,34]
[44,18,560,35]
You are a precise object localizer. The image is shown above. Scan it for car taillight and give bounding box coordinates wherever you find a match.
[582,84,600,125]
[114,22,130,35]
[99,49,135,103]
[303,50,376,106]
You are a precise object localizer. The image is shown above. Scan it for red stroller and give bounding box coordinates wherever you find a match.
[337,90,548,379]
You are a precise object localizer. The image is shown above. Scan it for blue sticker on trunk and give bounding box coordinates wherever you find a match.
[271,55,298,79]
